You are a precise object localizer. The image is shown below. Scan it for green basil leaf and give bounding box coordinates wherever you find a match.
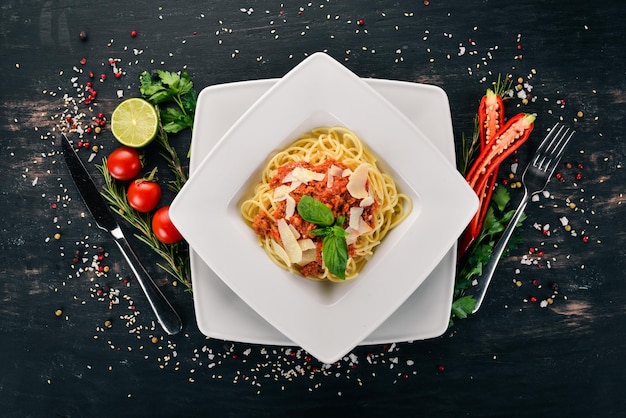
[308,227,331,237]
[322,234,348,280]
[331,225,348,238]
[297,195,334,227]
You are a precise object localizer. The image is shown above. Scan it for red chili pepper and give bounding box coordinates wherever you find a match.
[459,90,504,256]
[474,88,505,236]
[465,113,535,190]
[478,89,505,150]
[458,112,535,258]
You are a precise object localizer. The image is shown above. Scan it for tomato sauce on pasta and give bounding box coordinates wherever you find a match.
[241,126,411,282]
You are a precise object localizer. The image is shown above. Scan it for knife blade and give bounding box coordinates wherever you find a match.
[61,133,182,335]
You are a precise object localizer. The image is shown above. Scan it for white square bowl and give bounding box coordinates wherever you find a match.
[170,52,478,363]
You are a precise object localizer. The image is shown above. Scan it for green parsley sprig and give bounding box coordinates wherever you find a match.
[297,195,349,280]
[139,70,198,157]
[450,184,525,324]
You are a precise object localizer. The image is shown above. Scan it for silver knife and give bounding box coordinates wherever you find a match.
[61,133,183,335]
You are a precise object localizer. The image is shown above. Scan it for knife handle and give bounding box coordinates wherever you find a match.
[111,227,183,335]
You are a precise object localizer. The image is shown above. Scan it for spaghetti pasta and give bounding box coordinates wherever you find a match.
[240,126,411,282]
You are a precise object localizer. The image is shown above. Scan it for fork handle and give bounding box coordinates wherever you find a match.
[471,189,530,313]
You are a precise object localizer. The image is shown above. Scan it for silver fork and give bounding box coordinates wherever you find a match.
[471,122,576,313]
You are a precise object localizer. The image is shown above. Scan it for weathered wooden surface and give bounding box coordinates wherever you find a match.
[1,0,625,416]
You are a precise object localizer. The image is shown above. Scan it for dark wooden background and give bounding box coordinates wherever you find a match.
[1,0,625,416]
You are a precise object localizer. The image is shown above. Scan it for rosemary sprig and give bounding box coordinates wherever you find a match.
[96,161,192,289]
[92,70,198,289]
[154,106,188,194]
[458,115,480,176]
[491,73,513,99]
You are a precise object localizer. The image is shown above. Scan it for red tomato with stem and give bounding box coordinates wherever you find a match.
[152,206,183,244]
[106,147,142,180]
[127,178,161,213]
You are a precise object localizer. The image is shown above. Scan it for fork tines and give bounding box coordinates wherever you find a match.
[534,123,576,172]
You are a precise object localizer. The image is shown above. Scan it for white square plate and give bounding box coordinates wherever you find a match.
[187,78,459,347]
[170,53,478,363]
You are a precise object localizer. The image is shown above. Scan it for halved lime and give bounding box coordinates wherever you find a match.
[110,98,159,148]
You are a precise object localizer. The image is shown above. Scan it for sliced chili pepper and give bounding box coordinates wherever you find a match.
[478,89,505,150]
[475,88,505,235]
[458,113,535,258]
[465,113,535,191]
[459,89,506,257]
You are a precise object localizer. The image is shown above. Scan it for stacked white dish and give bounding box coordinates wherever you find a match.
[170,53,477,364]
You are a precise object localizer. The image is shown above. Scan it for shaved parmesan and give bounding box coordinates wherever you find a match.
[326,174,334,189]
[298,238,316,251]
[273,185,292,201]
[277,219,302,263]
[347,206,373,243]
[349,207,364,230]
[283,166,325,184]
[297,249,318,266]
[271,239,291,265]
[329,165,344,177]
[347,163,369,198]
[360,196,374,207]
[357,218,373,234]
[288,222,301,239]
[345,229,360,245]
[285,195,296,219]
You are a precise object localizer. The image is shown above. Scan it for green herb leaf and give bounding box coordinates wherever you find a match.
[491,184,511,212]
[176,72,194,96]
[322,234,348,280]
[297,195,334,227]
[181,90,198,114]
[451,295,476,319]
[160,107,193,133]
[308,227,331,237]
[298,195,350,279]
[158,70,181,91]
[139,71,165,97]
[151,91,175,105]
[330,225,348,238]
[159,106,185,123]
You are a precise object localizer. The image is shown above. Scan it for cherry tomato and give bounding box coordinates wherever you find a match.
[127,179,161,213]
[106,147,142,181]
[152,206,183,244]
